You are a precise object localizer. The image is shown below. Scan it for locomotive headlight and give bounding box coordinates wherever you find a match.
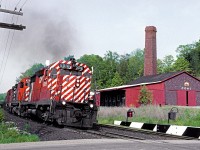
[89,103,94,108]
[62,101,66,105]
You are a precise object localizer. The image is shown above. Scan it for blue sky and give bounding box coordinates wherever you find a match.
[0,0,200,92]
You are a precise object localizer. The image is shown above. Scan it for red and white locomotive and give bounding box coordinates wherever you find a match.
[5,58,98,128]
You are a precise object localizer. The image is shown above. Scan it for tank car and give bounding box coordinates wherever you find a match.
[5,59,98,128]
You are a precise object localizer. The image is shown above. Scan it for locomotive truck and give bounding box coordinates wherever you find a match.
[5,59,98,128]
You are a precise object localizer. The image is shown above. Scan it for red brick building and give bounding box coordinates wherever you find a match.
[97,71,200,107]
[96,26,200,107]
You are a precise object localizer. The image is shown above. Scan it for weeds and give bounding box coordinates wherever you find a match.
[0,122,39,144]
[0,109,39,144]
[0,109,4,122]
[97,105,200,127]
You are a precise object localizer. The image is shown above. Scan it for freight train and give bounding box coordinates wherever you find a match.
[5,59,98,128]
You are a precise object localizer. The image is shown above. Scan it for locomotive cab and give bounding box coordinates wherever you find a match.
[47,59,97,127]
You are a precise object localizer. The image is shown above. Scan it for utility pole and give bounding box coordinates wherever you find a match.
[0,8,23,16]
[0,7,26,30]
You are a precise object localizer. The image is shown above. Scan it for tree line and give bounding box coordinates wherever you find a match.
[0,38,200,99]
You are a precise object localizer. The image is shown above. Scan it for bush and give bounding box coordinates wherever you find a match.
[138,85,152,105]
[0,109,4,122]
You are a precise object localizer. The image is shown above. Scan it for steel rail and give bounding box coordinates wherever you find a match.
[96,123,196,140]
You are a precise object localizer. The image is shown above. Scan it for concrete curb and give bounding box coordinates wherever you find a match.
[114,121,200,139]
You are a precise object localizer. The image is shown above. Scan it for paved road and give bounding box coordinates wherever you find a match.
[0,139,200,150]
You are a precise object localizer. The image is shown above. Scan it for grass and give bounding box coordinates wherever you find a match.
[0,109,4,122]
[0,109,39,144]
[97,105,200,127]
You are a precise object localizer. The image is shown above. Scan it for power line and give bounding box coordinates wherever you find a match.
[15,0,22,9]
[0,15,18,89]
[0,0,27,92]
[20,0,28,10]
[0,14,14,75]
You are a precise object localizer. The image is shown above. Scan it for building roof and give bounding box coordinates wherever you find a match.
[98,71,189,92]
[128,71,183,85]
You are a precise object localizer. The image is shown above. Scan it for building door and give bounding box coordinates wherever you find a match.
[177,90,196,106]
[177,90,186,106]
[188,91,196,106]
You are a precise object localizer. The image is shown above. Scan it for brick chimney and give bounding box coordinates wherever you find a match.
[144,26,157,76]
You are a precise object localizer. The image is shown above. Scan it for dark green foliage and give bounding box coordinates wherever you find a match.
[138,85,152,105]
[157,55,192,74]
[76,49,144,89]
[176,39,200,76]
[126,49,144,81]
[111,72,123,87]
[0,109,4,122]
[0,93,6,101]
[64,39,200,89]
[117,54,130,83]
[172,57,191,72]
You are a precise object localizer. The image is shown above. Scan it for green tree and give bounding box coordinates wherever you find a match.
[127,49,144,82]
[172,57,192,73]
[138,85,152,105]
[117,54,130,84]
[0,93,6,101]
[176,39,200,76]
[16,63,44,82]
[103,51,120,87]
[157,59,165,74]
[111,72,123,87]
[162,55,175,73]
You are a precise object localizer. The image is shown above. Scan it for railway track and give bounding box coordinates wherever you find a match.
[95,124,196,140]
[65,123,196,140]
[3,110,197,140]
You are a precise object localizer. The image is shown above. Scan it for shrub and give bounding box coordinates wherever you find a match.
[138,85,152,105]
[0,109,4,122]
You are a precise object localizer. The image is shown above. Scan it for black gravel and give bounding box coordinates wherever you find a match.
[3,110,103,141]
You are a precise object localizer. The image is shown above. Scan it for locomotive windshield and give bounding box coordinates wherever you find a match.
[60,69,70,75]
[59,62,84,76]
[60,69,82,76]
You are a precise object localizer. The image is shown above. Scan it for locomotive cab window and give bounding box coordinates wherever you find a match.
[60,69,70,75]
[50,68,57,79]
[45,69,48,76]
[84,72,91,78]
[71,70,82,76]
[20,82,24,88]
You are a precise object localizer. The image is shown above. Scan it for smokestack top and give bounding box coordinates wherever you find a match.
[144,26,157,76]
[145,26,157,32]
